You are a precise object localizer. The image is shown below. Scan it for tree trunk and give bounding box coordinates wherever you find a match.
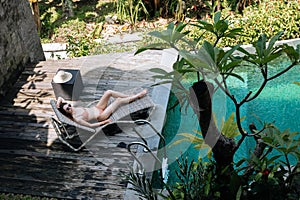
[29,0,41,33]
[189,80,236,198]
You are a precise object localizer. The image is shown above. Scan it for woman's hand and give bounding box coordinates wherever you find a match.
[56,97,64,108]
[99,119,112,126]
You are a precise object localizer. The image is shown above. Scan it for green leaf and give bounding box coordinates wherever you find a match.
[255,172,263,181]
[175,21,188,32]
[149,68,169,75]
[213,11,221,24]
[236,186,242,200]
[255,34,267,58]
[146,22,189,45]
[151,80,173,87]
[134,43,168,55]
[221,112,245,138]
[202,41,216,61]
[215,20,228,34]
[222,60,242,72]
[266,31,283,54]
[261,52,283,64]
[267,155,281,164]
[294,82,300,86]
[226,28,243,38]
[235,159,246,167]
[219,45,241,65]
[222,72,245,82]
[179,50,211,70]
[204,183,211,196]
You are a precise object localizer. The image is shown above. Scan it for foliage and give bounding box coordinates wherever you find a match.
[186,0,300,47]
[126,169,160,200]
[223,0,300,46]
[133,10,300,199]
[116,0,149,29]
[38,0,116,43]
[38,0,300,57]
[168,157,223,200]
[170,112,244,154]
[233,125,300,200]
[128,125,300,199]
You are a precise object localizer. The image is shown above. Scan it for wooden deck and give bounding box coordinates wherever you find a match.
[0,51,170,199]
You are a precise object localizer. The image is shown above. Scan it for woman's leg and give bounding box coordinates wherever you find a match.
[96,90,129,110]
[96,89,147,110]
[97,89,147,121]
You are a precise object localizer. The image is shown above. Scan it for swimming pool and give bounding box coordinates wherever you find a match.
[156,56,300,186]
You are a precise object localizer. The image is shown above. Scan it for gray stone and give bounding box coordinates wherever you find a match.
[106,32,143,44]
[0,0,45,96]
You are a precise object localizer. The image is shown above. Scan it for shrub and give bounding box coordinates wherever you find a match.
[227,0,300,46]
[188,0,300,47]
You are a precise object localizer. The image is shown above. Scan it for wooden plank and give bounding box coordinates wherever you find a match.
[0,50,165,199]
[0,138,131,199]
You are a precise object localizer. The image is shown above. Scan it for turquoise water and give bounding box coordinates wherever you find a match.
[158,57,300,186]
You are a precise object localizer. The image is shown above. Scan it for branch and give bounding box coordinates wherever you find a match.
[267,61,298,81]
[244,67,268,102]
[245,62,297,102]
[214,78,236,103]
[235,104,247,136]
[233,134,246,153]
[239,91,253,105]
[215,78,246,137]
[246,126,266,137]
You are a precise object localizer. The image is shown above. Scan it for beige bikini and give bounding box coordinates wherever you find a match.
[73,107,103,121]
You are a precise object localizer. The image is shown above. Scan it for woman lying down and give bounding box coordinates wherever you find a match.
[56,89,147,127]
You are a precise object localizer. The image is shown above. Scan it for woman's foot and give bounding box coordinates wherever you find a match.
[137,89,147,98]
[128,89,148,102]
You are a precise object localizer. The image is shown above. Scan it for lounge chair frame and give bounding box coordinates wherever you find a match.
[50,88,157,151]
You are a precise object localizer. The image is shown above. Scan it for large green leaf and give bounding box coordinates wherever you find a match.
[147,22,188,45]
[213,11,221,24]
[225,28,243,38]
[255,34,267,59]
[149,67,169,75]
[222,72,244,82]
[219,45,241,65]
[220,112,245,138]
[222,60,243,72]
[266,31,283,54]
[215,20,228,35]
[134,43,168,55]
[179,50,212,70]
[283,44,300,62]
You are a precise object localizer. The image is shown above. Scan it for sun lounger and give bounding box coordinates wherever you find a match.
[50,87,155,151]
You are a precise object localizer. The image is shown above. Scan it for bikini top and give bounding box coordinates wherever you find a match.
[73,107,101,121]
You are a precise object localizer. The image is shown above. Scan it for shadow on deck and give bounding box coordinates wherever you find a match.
[0,50,173,199]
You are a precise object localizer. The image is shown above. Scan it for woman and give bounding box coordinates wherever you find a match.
[57,89,147,127]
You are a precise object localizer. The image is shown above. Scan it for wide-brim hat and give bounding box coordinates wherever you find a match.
[53,70,73,83]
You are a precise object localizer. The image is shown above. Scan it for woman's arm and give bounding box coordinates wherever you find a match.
[56,97,65,108]
[74,118,112,128]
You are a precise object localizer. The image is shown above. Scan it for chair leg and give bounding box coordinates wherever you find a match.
[51,118,84,151]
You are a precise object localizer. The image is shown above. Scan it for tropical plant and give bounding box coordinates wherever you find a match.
[133,10,300,199]
[172,112,244,153]
[126,169,160,200]
[116,0,149,29]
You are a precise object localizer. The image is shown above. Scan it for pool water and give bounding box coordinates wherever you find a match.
[156,56,300,186]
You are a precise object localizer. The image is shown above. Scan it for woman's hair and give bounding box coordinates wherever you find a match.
[58,102,73,120]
